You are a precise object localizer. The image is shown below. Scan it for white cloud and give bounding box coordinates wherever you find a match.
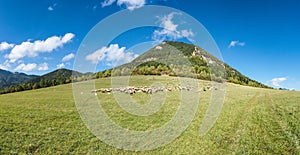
[118,0,146,10]
[269,77,287,87]
[181,29,194,38]
[15,63,37,72]
[62,33,75,43]
[14,63,49,72]
[38,63,49,71]
[93,5,98,11]
[0,60,11,70]
[102,0,116,7]
[102,0,145,10]
[48,3,57,11]
[43,57,53,61]
[160,12,178,31]
[152,12,194,41]
[48,6,54,11]
[62,53,75,62]
[86,44,138,67]
[57,63,65,69]
[6,33,75,63]
[228,40,245,48]
[86,47,107,64]
[0,64,8,70]
[0,42,15,51]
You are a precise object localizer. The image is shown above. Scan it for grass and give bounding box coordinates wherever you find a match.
[0,75,299,154]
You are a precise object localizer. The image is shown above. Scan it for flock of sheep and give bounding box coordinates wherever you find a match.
[91,85,217,95]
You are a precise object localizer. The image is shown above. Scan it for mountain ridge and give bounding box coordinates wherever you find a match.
[0,68,92,94]
[0,41,272,94]
[0,69,38,89]
[96,41,272,89]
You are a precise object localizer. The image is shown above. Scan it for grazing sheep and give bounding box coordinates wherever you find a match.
[91,85,193,95]
[128,89,135,95]
[147,88,153,94]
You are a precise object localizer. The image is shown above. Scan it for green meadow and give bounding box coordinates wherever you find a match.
[0,76,299,154]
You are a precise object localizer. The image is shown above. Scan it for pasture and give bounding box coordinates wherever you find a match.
[0,76,299,154]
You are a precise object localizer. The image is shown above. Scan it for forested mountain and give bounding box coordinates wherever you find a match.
[0,41,272,95]
[95,41,271,89]
[0,69,38,89]
[0,68,92,94]
[28,68,87,84]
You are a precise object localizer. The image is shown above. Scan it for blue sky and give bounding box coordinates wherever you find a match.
[0,0,300,90]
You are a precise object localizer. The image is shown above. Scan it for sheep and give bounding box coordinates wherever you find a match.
[91,85,193,95]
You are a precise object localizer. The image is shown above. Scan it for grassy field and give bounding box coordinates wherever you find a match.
[0,76,299,154]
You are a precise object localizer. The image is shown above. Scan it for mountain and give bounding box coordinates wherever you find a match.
[0,41,271,94]
[28,68,86,83]
[96,41,271,89]
[0,68,93,94]
[0,69,38,89]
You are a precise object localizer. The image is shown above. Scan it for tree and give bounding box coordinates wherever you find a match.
[32,83,40,89]
[39,79,46,88]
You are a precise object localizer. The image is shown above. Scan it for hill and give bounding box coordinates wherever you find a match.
[0,68,92,94]
[95,41,271,89]
[0,69,38,89]
[0,76,298,154]
[0,41,271,94]
[28,68,87,84]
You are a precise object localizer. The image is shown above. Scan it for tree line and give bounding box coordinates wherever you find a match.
[0,75,92,95]
[94,58,272,89]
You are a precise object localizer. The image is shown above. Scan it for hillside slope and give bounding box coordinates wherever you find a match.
[0,69,38,89]
[0,68,92,94]
[28,68,86,84]
[96,41,271,89]
[0,76,298,154]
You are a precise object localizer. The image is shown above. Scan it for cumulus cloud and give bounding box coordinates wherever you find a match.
[15,63,37,72]
[102,0,116,7]
[6,33,75,63]
[14,63,49,72]
[62,33,75,43]
[0,42,15,51]
[152,12,194,41]
[48,3,57,11]
[86,48,107,64]
[269,77,287,87]
[62,53,75,62]
[228,40,245,48]
[86,44,138,67]
[38,63,49,71]
[118,0,146,11]
[48,6,54,11]
[101,0,145,10]
[181,29,194,38]
[0,64,8,70]
[57,63,65,69]
[0,60,11,70]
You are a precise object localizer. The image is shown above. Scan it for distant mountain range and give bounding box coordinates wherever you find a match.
[27,68,88,84]
[0,68,93,94]
[0,41,272,94]
[0,69,38,89]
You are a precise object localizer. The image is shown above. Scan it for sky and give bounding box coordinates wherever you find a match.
[0,0,300,90]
